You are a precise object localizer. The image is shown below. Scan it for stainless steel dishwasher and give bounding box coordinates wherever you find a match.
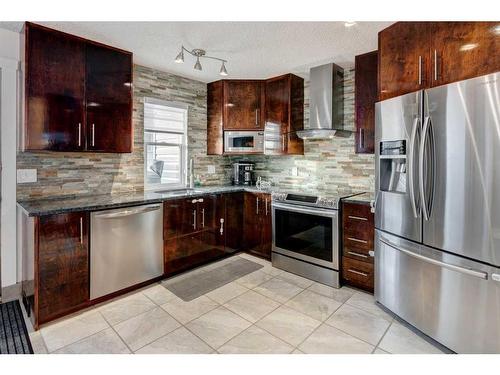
[90,203,164,300]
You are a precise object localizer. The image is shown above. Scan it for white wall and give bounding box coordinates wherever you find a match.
[0,28,20,289]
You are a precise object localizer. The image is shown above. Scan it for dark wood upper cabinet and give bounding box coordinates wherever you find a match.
[354,51,378,154]
[207,80,224,155]
[224,80,265,130]
[378,22,430,101]
[264,74,304,155]
[25,23,86,151]
[430,22,500,87]
[37,212,89,325]
[23,22,132,153]
[85,43,133,152]
[379,21,500,100]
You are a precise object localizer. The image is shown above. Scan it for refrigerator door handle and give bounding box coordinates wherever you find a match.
[419,115,432,220]
[380,237,488,280]
[408,117,420,218]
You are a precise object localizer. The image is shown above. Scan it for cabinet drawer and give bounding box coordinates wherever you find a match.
[343,202,373,222]
[342,246,374,264]
[342,257,374,292]
[343,231,374,251]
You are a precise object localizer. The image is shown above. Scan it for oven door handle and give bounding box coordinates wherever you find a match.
[272,202,338,217]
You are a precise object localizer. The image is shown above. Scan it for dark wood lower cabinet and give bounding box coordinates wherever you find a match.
[243,192,272,260]
[36,212,89,325]
[341,201,375,293]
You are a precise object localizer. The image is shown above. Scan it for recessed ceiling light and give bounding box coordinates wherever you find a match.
[344,21,357,28]
[460,43,479,51]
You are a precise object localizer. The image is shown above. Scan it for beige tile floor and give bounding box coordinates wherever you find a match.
[27,253,445,354]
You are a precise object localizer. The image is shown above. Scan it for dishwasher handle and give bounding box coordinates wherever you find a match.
[93,205,161,219]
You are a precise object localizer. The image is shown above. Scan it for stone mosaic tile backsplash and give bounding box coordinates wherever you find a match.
[17,65,374,200]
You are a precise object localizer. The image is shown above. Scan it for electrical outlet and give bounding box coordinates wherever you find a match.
[17,169,37,183]
[207,165,216,174]
[291,167,299,176]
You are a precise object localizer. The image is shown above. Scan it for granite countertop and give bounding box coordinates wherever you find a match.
[17,185,368,216]
[342,191,375,205]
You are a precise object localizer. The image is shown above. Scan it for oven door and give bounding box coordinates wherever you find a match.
[272,202,339,270]
[224,131,264,153]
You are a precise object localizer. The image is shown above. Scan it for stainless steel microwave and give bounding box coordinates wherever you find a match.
[224,131,264,153]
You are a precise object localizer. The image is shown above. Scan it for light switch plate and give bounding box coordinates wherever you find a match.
[207,165,216,174]
[17,169,37,183]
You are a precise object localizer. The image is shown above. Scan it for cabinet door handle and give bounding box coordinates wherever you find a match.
[201,208,205,228]
[91,123,95,147]
[359,128,364,149]
[256,197,259,215]
[434,50,438,81]
[418,55,422,85]
[347,251,368,259]
[348,215,368,221]
[79,217,83,244]
[192,210,197,229]
[347,269,368,277]
[265,199,268,216]
[255,109,259,126]
[282,136,285,152]
[77,123,81,147]
[347,237,368,244]
[220,218,224,235]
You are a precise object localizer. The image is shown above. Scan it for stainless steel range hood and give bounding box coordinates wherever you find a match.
[297,63,345,140]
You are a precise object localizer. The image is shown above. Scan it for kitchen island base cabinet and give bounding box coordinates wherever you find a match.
[243,192,272,260]
[21,211,89,329]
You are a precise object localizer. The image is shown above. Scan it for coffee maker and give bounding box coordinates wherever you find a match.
[232,162,256,186]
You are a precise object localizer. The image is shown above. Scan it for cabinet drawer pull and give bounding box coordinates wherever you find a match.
[347,237,368,244]
[192,210,197,229]
[347,269,369,277]
[347,251,368,259]
[77,123,81,147]
[348,215,368,221]
[418,55,422,85]
[79,217,83,244]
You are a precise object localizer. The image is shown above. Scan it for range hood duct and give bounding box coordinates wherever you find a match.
[297,63,346,140]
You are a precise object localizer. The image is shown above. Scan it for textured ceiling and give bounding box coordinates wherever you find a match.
[0,21,392,82]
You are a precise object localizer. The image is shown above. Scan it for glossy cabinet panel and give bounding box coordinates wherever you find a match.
[224,80,264,130]
[37,212,89,324]
[86,43,132,152]
[25,23,86,151]
[243,192,272,260]
[430,22,500,87]
[378,22,430,101]
[355,51,378,154]
[24,22,132,153]
[207,80,224,155]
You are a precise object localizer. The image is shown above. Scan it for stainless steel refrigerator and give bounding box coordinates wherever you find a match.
[374,72,500,353]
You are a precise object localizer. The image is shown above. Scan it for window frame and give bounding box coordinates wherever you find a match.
[143,97,189,191]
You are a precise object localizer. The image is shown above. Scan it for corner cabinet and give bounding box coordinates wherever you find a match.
[23,22,132,153]
[378,21,500,101]
[207,74,304,156]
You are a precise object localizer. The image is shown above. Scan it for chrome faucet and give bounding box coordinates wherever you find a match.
[188,158,194,188]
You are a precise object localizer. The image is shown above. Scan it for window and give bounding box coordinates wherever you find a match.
[144,98,188,190]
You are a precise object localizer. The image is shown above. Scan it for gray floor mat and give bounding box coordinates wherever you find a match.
[163,258,263,301]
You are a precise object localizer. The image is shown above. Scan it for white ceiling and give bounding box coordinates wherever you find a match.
[0,21,392,82]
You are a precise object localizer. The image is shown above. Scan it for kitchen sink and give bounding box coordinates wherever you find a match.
[155,188,205,196]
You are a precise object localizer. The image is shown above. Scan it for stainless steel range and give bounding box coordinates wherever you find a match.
[271,192,344,287]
